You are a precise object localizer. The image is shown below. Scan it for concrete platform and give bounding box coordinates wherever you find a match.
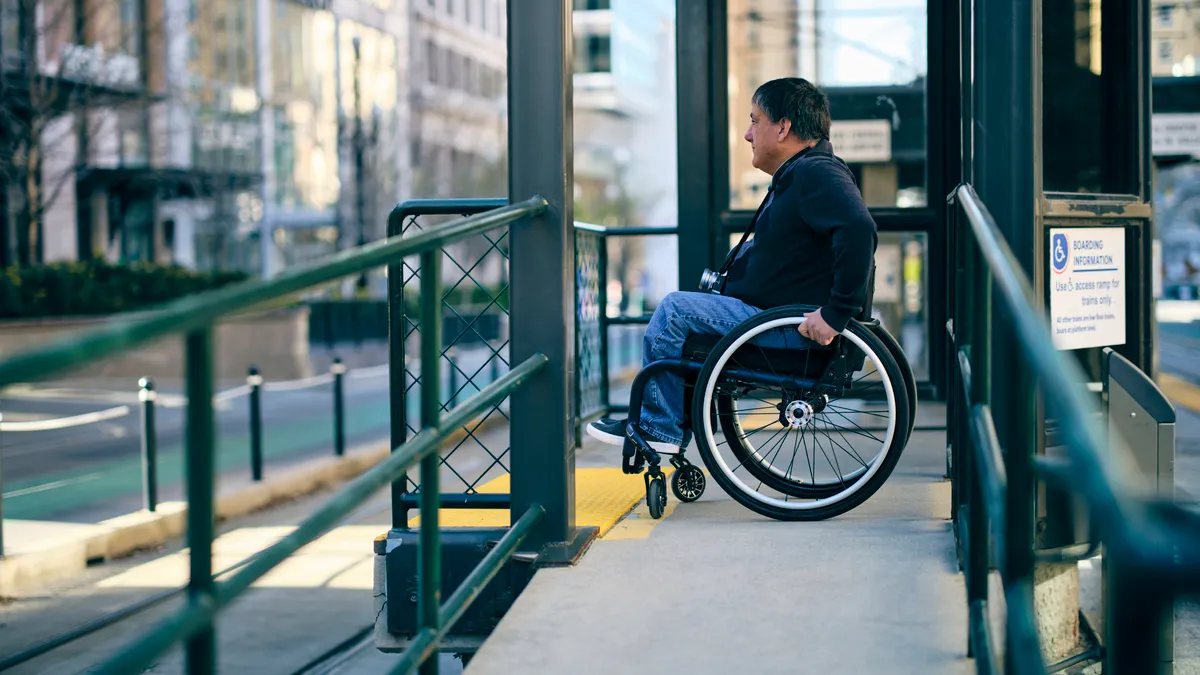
[465,429,973,675]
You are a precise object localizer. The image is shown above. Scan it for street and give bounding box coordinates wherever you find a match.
[0,343,516,523]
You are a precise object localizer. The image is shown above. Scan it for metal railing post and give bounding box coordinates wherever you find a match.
[418,249,442,675]
[507,0,576,555]
[139,377,158,512]
[184,328,217,674]
[332,357,346,457]
[598,237,610,409]
[248,365,263,482]
[387,209,410,530]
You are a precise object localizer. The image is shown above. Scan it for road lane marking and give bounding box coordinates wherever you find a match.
[3,472,105,498]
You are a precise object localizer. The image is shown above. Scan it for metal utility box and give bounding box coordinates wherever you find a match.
[374,527,536,653]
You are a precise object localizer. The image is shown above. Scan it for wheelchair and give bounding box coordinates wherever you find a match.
[618,294,918,523]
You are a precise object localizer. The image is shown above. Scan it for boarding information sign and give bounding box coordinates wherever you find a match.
[1049,227,1126,351]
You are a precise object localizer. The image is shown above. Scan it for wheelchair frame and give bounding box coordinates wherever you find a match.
[617,307,918,521]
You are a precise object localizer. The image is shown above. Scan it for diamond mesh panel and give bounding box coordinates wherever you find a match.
[401,211,512,493]
[575,228,606,421]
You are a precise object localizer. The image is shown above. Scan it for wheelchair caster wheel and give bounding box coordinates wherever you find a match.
[646,475,667,519]
[671,465,705,503]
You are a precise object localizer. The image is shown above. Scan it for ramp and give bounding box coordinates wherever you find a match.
[466,429,972,675]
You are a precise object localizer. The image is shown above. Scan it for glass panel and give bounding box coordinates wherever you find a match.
[1041,0,1136,194]
[873,231,929,380]
[728,0,928,210]
[269,1,337,211]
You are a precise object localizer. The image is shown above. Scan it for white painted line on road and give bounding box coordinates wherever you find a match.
[263,373,335,392]
[348,364,390,380]
[3,472,105,498]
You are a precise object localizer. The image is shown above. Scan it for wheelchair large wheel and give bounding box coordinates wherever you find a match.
[870,324,918,448]
[692,306,910,521]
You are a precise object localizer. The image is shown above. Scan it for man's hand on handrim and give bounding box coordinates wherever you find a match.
[798,309,839,346]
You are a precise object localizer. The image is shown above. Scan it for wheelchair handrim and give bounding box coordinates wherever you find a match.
[699,316,898,511]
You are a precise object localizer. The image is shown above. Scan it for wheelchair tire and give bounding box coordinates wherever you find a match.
[691,306,911,521]
[870,324,918,448]
[713,319,908,500]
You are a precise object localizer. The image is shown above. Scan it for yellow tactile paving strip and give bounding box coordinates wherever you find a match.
[408,467,670,537]
[1158,373,1200,415]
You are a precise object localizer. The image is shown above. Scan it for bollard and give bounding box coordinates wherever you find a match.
[332,357,346,457]
[248,365,263,481]
[489,351,500,385]
[139,377,158,512]
[447,347,458,409]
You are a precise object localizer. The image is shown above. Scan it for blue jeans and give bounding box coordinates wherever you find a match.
[637,291,814,448]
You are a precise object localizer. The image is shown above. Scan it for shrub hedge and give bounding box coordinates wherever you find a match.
[0,260,250,319]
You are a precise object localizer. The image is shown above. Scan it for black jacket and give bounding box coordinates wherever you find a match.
[723,140,878,332]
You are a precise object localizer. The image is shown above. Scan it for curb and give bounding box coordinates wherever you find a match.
[0,409,508,599]
[0,442,388,599]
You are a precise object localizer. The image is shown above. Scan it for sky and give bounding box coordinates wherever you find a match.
[812,0,927,86]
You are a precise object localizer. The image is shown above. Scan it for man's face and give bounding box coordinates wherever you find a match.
[744,103,787,174]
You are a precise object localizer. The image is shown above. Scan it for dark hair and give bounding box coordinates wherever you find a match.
[752,77,831,142]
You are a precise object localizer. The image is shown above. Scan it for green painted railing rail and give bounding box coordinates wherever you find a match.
[948,183,1200,674]
[0,196,550,675]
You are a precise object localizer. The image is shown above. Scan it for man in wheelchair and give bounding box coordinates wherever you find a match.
[586,77,878,462]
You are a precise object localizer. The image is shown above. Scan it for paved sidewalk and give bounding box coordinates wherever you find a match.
[466,424,973,675]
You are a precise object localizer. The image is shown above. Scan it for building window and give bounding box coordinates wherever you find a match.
[1159,39,1173,63]
[427,40,439,83]
[1156,4,1172,27]
[449,50,461,90]
[573,0,610,9]
[574,34,610,73]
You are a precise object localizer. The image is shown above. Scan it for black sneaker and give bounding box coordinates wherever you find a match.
[585,417,627,445]
[586,417,682,455]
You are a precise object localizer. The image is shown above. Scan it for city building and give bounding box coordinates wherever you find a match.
[1150,1,1200,297]
[0,0,414,280]
[408,0,507,200]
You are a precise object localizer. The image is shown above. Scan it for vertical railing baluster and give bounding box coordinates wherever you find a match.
[185,327,217,674]
[388,211,409,529]
[598,234,610,411]
[418,249,442,675]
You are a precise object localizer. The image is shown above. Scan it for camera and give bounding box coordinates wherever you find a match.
[699,268,726,294]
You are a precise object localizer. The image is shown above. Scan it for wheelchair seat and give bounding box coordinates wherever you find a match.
[681,333,833,379]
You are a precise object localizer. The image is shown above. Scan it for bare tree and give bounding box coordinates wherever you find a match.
[0,0,168,265]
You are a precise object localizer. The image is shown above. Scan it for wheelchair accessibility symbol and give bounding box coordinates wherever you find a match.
[1051,233,1069,274]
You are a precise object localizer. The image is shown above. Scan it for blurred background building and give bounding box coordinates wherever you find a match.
[1150,0,1200,300]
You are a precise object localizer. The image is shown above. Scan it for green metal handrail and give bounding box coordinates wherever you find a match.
[0,196,550,674]
[949,183,1200,674]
